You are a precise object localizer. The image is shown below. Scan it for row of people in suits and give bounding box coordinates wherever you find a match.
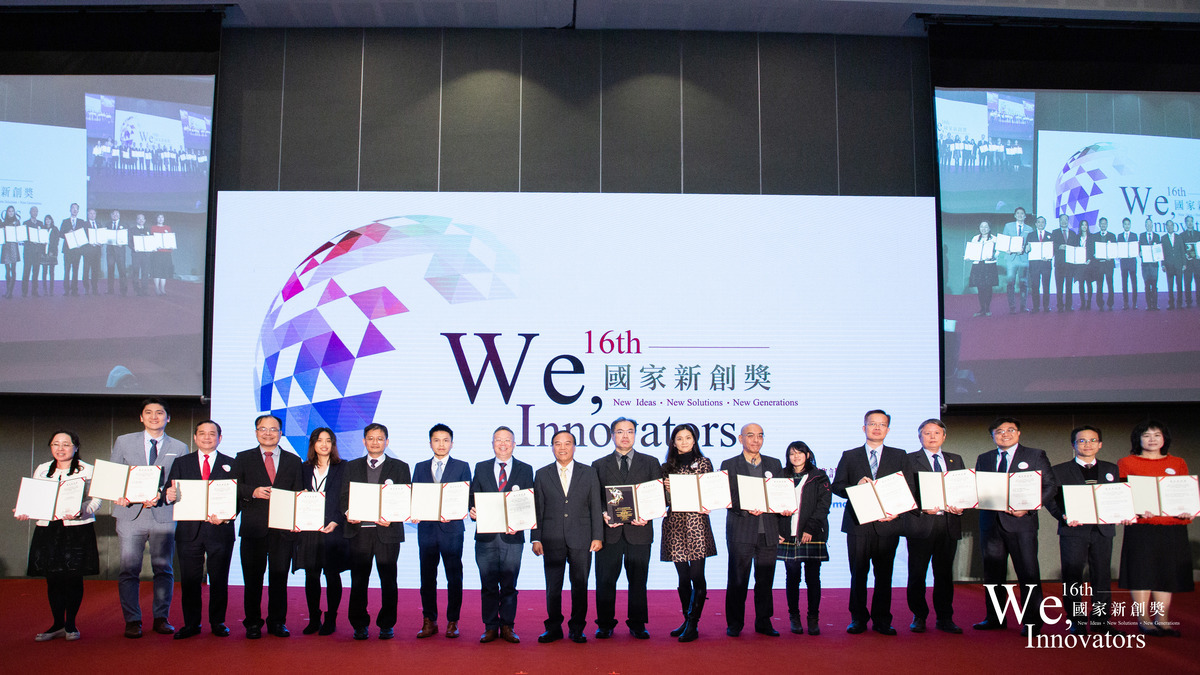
[834,412,1192,639]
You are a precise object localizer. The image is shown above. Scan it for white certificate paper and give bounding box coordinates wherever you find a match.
[1141,243,1164,263]
[379,483,411,522]
[634,480,668,520]
[666,474,701,513]
[133,235,156,252]
[975,472,1009,511]
[1157,475,1200,518]
[873,471,917,517]
[1093,483,1136,524]
[53,478,86,519]
[88,459,132,501]
[845,482,887,524]
[1007,471,1043,511]
[917,472,946,511]
[1066,245,1087,265]
[944,469,978,509]
[765,477,798,514]
[15,478,60,521]
[699,471,733,510]
[1028,241,1054,261]
[440,481,471,520]
[293,491,326,531]
[347,481,382,522]
[475,488,537,533]
[172,479,210,521]
[268,488,299,530]
[124,465,162,502]
[1127,475,1160,516]
[996,233,1025,254]
[505,488,537,530]
[410,482,444,521]
[1062,484,1099,524]
[736,474,768,512]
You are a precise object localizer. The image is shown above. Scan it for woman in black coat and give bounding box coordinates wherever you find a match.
[776,441,832,635]
[293,427,350,635]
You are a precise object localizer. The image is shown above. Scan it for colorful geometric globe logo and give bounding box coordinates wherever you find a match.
[254,215,518,456]
[1053,142,1129,230]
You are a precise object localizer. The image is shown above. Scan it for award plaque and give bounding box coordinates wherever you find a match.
[605,484,636,523]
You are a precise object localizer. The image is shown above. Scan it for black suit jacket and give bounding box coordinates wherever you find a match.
[1092,231,1116,269]
[721,453,787,545]
[1049,228,1074,266]
[974,444,1056,535]
[469,457,535,544]
[233,446,305,539]
[1047,459,1120,538]
[166,450,237,544]
[831,444,908,537]
[532,461,603,549]
[903,450,964,541]
[339,455,411,544]
[1139,232,1161,271]
[412,456,472,542]
[1162,233,1187,272]
[592,450,662,545]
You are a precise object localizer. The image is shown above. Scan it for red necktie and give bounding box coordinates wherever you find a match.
[264,451,275,483]
[202,453,211,481]
[498,462,508,491]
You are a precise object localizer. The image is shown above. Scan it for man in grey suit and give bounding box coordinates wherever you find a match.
[593,417,661,639]
[110,396,187,638]
[722,422,790,637]
[532,429,603,644]
[469,426,534,644]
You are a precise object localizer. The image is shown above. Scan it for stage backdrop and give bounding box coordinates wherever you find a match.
[212,191,940,589]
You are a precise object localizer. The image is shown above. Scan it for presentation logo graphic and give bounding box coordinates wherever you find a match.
[254,215,518,455]
[1053,141,1129,229]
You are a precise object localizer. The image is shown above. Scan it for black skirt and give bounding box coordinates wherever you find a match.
[292,530,350,573]
[1118,524,1194,593]
[27,521,100,577]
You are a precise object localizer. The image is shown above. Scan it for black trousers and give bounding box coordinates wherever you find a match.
[1054,264,1073,308]
[846,530,899,626]
[980,524,1043,628]
[1028,261,1052,310]
[1095,265,1115,307]
[348,528,399,629]
[541,543,591,634]
[1119,259,1138,306]
[725,534,778,629]
[595,537,651,630]
[239,532,293,629]
[906,521,957,622]
[1142,265,1159,308]
[418,534,464,622]
[1060,528,1113,624]
[105,246,126,293]
[783,559,821,616]
[177,534,233,628]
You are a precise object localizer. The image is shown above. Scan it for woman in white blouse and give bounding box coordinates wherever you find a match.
[15,431,102,641]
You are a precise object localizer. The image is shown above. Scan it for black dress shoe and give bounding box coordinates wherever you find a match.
[935,620,963,634]
[537,629,563,643]
[318,618,336,636]
[480,629,498,643]
[629,626,650,640]
[568,631,587,643]
[268,624,290,638]
[212,623,230,637]
[303,612,321,635]
[173,625,201,640]
[246,626,262,639]
[152,618,175,635]
[972,619,1004,631]
[754,623,780,637]
[124,621,143,639]
[726,626,741,637]
[846,621,867,634]
[378,628,394,640]
[910,617,927,633]
[353,628,369,640]
[594,628,613,639]
[873,624,897,636]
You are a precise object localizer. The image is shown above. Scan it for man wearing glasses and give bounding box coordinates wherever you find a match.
[233,415,304,638]
[1046,426,1127,636]
[973,418,1056,636]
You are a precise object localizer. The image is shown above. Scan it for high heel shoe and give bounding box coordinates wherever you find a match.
[302,611,321,635]
[318,615,337,636]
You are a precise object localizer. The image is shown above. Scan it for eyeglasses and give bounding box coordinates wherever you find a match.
[256,427,281,433]
[992,428,1019,435]
[1074,439,1101,445]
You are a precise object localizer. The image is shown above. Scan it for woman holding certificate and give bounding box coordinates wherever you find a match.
[660,423,717,642]
[149,214,172,296]
[968,221,999,316]
[1118,421,1193,637]
[293,427,350,635]
[2,205,20,298]
[776,441,831,635]
[16,431,101,641]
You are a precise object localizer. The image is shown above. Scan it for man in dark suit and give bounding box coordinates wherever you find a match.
[232,414,304,638]
[593,416,661,640]
[82,208,102,295]
[109,396,187,638]
[413,423,472,639]
[341,422,411,640]
[1049,215,1075,311]
[20,206,47,297]
[1182,215,1200,307]
[1092,217,1117,310]
[105,208,128,295]
[532,429,603,644]
[1024,216,1053,312]
[60,203,84,296]
[973,417,1057,636]
[831,410,908,635]
[469,426,534,644]
[904,419,964,634]
[1046,426,1127,636]
[164,420,236,639]
[1161,219,1187,309]
[1139,219,1162,310]
[128,212,151,296]
[1116,217,1140,309]
[722,422,790,637]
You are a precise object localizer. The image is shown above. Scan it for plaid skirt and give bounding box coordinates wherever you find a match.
[776,540,829,562]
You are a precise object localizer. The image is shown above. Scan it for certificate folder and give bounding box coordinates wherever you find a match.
[1062,483,1135,525]
[736,474,799,514]
[844,471,917,524]
[347,482,411,523]
[917,469,978,510]
[411,481,470,521]
[666,471,732,513]
[474,488,537,533]
[268,488,325,531]
[15,477,86,521]
[604,480,668,522]
[172,479,237,521]
[1127,475,1200,518]
[88,459,162,502]
[976,471,1043,511]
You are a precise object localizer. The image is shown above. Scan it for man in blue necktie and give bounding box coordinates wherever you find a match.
[413,423,472,639]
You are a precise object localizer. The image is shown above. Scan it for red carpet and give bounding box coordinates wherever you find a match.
[2,580,1196,673]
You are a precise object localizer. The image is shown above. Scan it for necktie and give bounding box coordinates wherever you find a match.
[998,450,1008,473]
[369,458,378,469]
[869,449,878,479]
[202,453,211,481]
[498,462,508,491]
[264,451,275,483]
[149,439,158,464]
[560,465,570,494]
[435,460,444,482]
[620,454,629,476]
[933,454,942,473]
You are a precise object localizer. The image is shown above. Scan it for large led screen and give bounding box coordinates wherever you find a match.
[936,89,1200,405]
[0,75,214,395]
[212,191,940,589]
